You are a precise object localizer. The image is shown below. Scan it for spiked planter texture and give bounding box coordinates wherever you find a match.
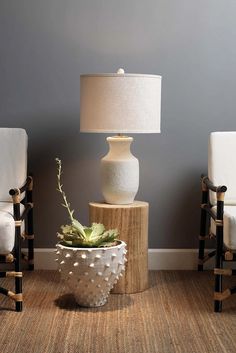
[55,158,127,307]
[56,241,126,307]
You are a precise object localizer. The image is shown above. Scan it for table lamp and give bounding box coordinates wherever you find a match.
[80,69,162,205]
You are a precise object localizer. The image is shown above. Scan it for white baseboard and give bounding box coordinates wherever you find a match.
[25,248,215,271]
[148,249,214,270]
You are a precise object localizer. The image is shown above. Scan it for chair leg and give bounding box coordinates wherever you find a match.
[15,294,22,312]
[12,193,23,312]
[198,239,205,271]
[214,208,224,312]
[27,176,34,271]
[15,220,23,312]
[198,180,208,271]
[27,208,34,271]
[214,276,222,312]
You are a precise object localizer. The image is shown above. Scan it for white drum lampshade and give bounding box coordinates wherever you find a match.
[80,69,162,204]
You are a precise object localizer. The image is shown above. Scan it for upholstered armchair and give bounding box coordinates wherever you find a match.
[0,128,34,311]
[198,132,236,312]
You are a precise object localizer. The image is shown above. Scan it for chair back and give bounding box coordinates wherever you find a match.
[0,128,27,201]
[209,131,236,205]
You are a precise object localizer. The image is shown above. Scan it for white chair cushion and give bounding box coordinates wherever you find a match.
[0,202,25,254]
[0,202,16,254]
[208,132,236,206]
[0,128,27,202]
[211,205,236,250]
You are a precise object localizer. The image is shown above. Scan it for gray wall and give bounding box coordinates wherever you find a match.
[1,0,236,248]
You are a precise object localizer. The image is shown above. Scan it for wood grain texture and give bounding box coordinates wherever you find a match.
[0,271,236,353]
[89,201,149,294]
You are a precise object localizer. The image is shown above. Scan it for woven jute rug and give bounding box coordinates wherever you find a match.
[0,270,236,353]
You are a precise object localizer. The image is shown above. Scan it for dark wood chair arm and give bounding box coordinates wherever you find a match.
[9,175,33,198]
[201,175,227,193]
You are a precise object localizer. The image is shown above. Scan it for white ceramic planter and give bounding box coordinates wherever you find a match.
[55,240,127,307]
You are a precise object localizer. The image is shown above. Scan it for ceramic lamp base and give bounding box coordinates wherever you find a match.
[101,136,139,204]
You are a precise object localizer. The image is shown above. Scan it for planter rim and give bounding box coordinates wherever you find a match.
[56,240,126,251]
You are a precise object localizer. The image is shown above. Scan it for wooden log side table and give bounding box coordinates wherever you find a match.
[89,201,149,294]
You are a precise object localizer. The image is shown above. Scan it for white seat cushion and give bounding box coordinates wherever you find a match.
[0,202,24,254]
[211,205,236,250]
[0,128,27,253]
[0,128,27,202]
[209,132,236,206]
[0,202,16,254]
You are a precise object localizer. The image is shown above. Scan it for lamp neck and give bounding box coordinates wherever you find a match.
[106,136,134,158]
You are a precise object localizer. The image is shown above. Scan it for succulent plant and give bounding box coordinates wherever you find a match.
[55,158,119,247]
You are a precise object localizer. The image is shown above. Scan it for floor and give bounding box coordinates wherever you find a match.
[0,271,236,353]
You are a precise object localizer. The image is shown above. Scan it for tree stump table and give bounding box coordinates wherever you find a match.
[89,201,149,294]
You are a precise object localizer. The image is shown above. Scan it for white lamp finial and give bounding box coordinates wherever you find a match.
[117,68,125,74]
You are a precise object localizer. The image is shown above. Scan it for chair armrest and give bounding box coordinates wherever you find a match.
[201,175,227,193]
[9,176,34,222]
[9,175,33,199]
[201,175,225,226]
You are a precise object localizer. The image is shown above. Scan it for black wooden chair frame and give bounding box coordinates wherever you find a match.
[0,175,34,312]
[198,174,236,312]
